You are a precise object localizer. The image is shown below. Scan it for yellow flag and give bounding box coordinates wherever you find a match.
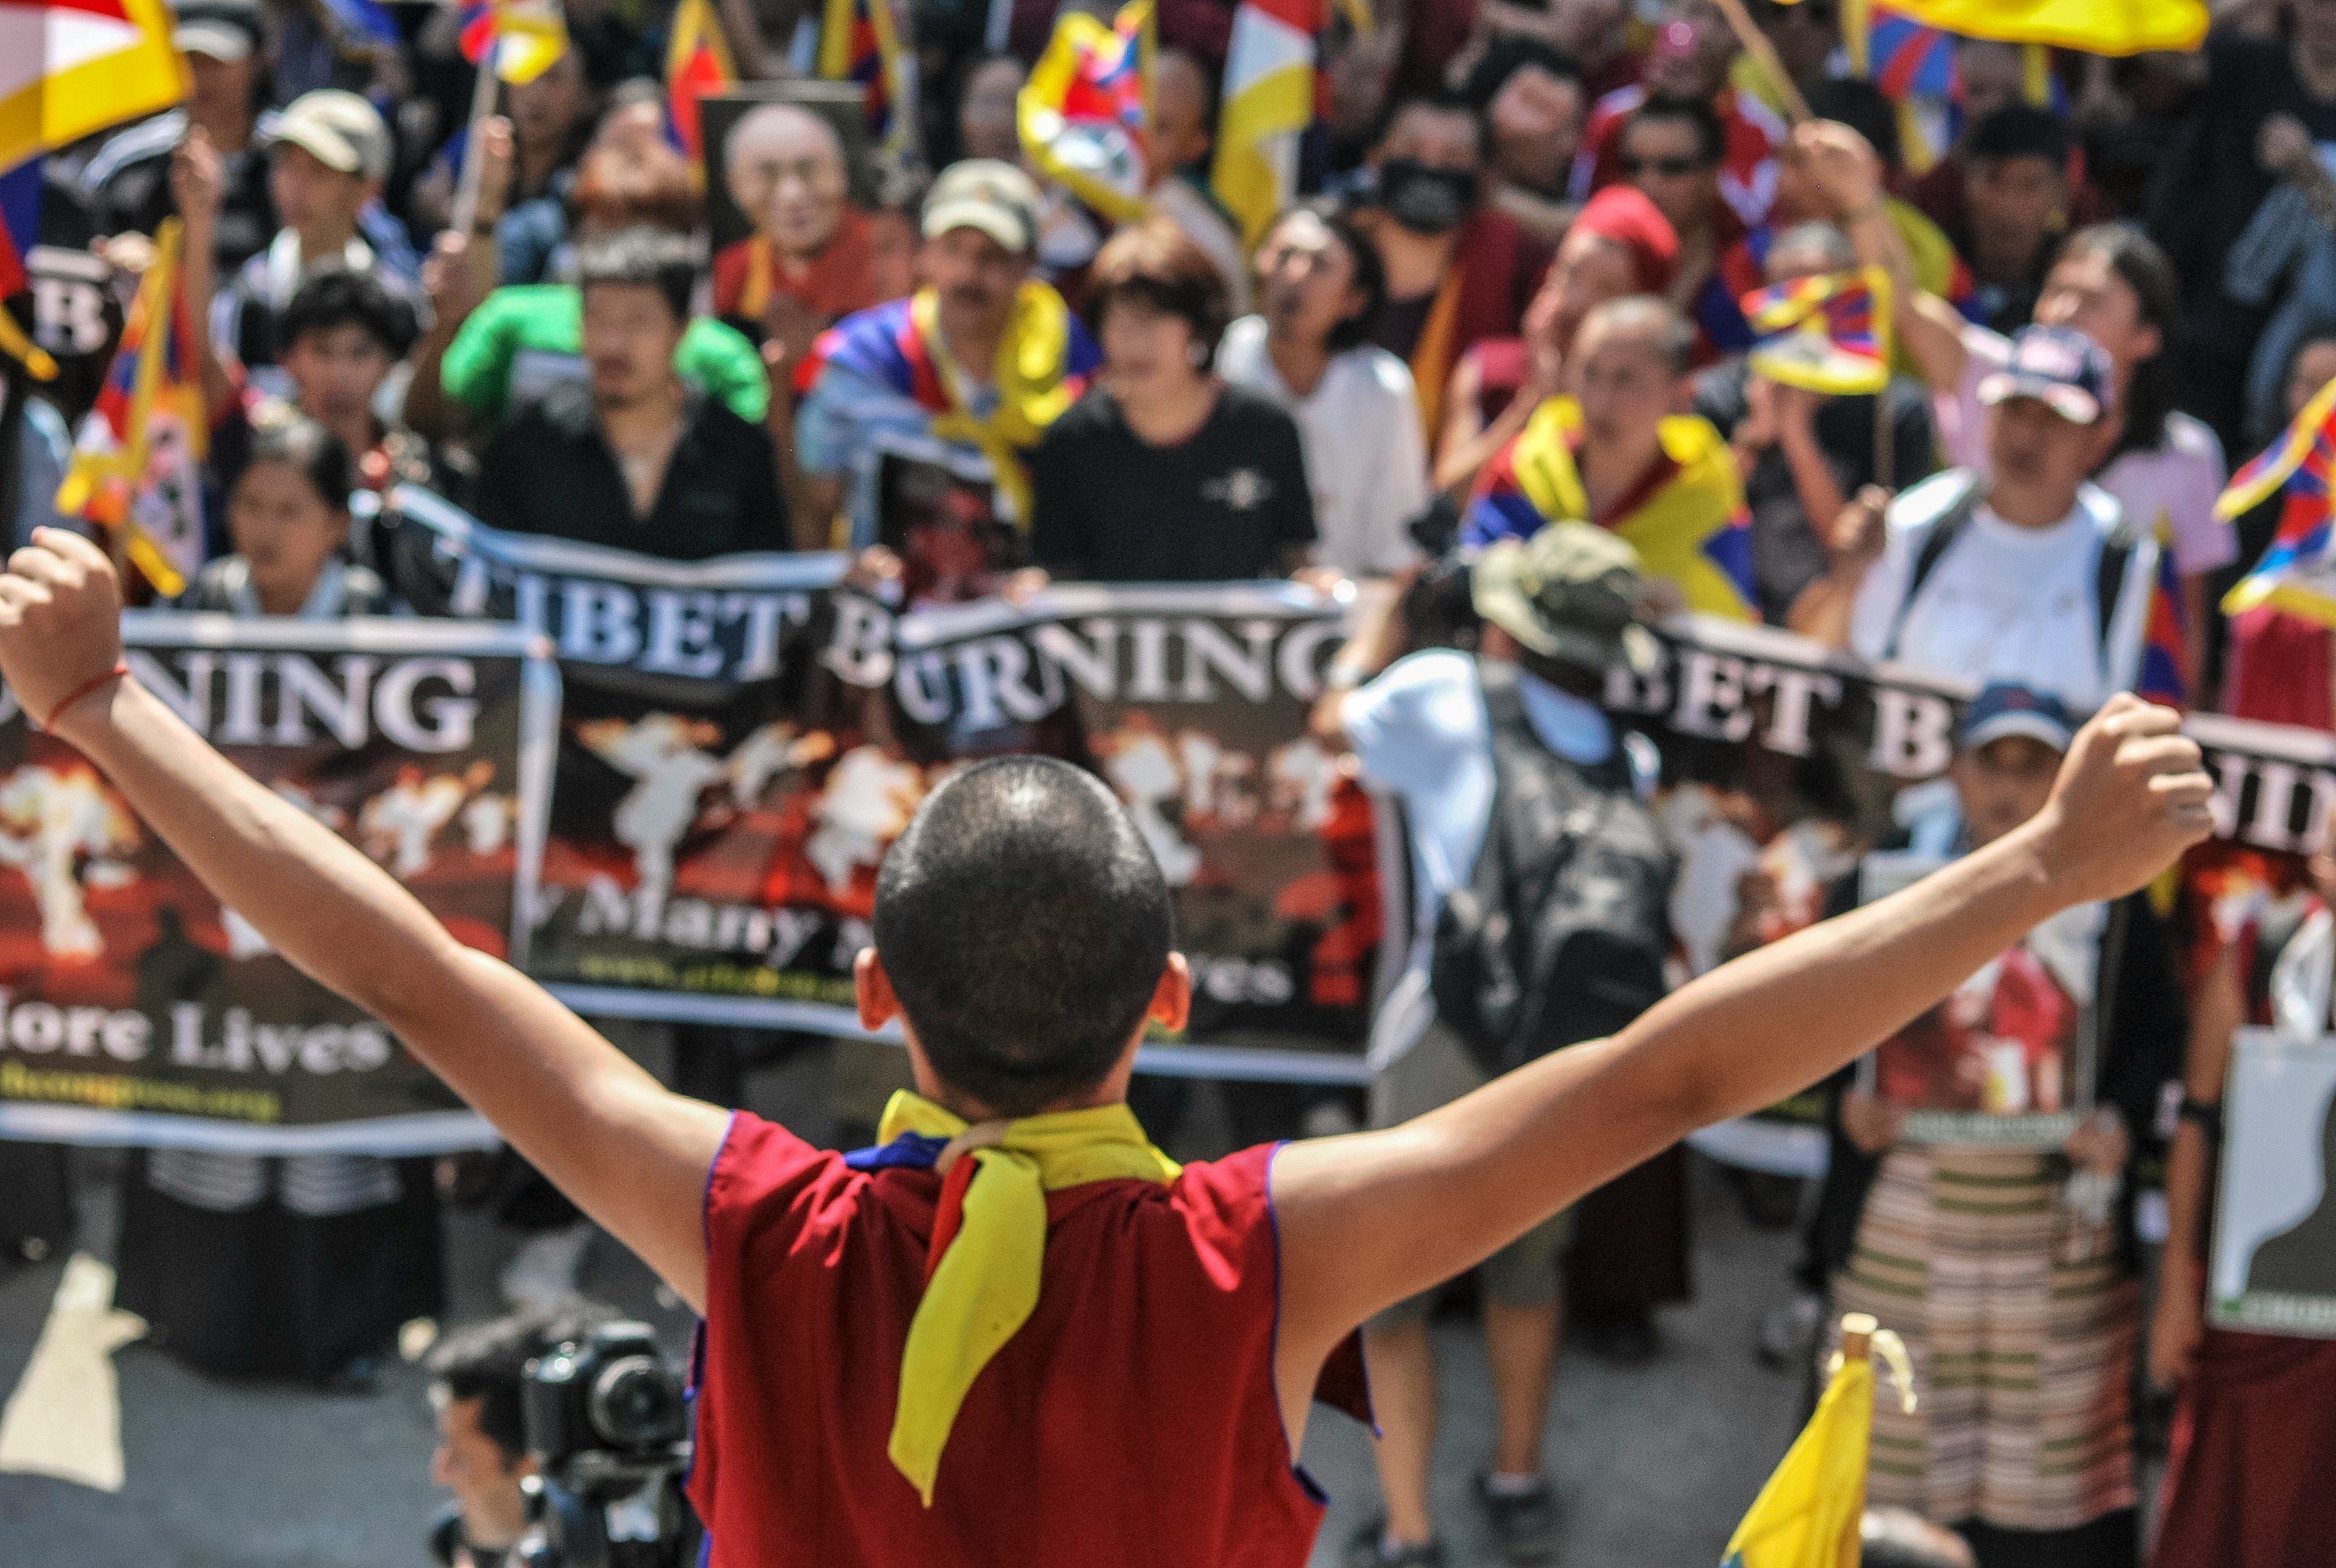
[1852,0,2205,56]
[1719,1351,1876,1568]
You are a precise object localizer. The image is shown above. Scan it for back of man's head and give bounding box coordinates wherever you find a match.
[874,756,1171,1117]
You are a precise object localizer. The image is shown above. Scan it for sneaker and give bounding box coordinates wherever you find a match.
[1474,1474,1558,1564]
[499,1220,593,1309]
[1757,1291,1825,1370]
[1342,1518,1444,1567]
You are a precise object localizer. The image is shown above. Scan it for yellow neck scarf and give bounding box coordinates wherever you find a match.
[911,281,1082,526]
[878,1089,1180,1506]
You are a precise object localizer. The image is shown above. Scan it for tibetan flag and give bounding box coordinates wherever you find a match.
[55,218,207,597]
[1213,0,1318,248]
[0,0,186,172]
[2138,523,2188,707]
[1847,3,1954,100]
[820,0,912,156]
[1839,0,2205,55]
[665,0,735,165]
[2218,373,2336,522]
[1018,0,1155,224]
[2223,498,2336,632]
[457,0,569,86]
[1741,267,1892,397]
[1719,1323,1913,1568]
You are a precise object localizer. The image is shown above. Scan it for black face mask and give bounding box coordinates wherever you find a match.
[1379,158,1478,236]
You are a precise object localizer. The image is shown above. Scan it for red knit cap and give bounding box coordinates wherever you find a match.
[1571,186,1680,295]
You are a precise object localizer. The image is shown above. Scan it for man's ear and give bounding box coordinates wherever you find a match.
[856,947,902,1032]
[1147,952,1192,1036]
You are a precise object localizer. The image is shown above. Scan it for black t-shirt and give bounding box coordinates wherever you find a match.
[1692,361,1936,626]
[1028,384,1316,582]
[471,383,790,560]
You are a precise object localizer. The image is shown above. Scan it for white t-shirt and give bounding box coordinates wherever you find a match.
[1849,469,2157,711]
[1938,324,2235,576]
[1218,315,1429,576]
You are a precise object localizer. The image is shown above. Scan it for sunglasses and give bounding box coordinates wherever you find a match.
[1621,155,1705,177]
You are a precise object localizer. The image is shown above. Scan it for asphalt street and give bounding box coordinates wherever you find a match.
[1,1053,1810,1568]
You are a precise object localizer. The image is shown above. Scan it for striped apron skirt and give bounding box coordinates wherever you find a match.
[1827,1144,2137,1533]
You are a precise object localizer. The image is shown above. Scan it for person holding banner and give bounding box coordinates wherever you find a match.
[1806,685,2182,1568]
[111,415,440,1389]
[788,159,1101,544]
[472,227,792,557]
[0,504,2221,1564]
[2145,850,2336,1568]
[1031,217,1316,583]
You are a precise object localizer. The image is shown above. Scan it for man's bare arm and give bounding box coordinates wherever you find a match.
[0,532,728,1309]
[1270,696,2213,1432]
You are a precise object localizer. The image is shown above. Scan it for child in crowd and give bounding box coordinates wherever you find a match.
[185,415,388,617]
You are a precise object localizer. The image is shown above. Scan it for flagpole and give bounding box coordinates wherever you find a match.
[450,60,501,239]
[1838,1312,1876,1566]
[1711,0,1811,123]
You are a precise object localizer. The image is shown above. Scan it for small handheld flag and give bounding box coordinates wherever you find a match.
[1018,1,1156,224]
[2218,373,2336,523]
[664,0,736,165]
[55,219,208,598]
[1741,267,1893,398]
[2222,501,2336,632]
[820,0,913,157]
[457,0,570,85]
[1720,1313,1915,1568]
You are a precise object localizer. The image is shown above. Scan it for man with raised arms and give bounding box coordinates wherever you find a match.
[0,528,2215,1566]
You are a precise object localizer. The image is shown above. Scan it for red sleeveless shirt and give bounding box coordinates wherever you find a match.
[689,1112,1358,1566]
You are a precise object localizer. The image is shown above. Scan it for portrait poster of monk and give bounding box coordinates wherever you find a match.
[2213,1028,2336,1337]
[700,85,891,342]
[1855,848,2100,1147]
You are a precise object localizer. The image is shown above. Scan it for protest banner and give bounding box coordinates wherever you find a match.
[0,613,557,1153]
[2212,1027,2336,1337]
[387,489,1396,1081]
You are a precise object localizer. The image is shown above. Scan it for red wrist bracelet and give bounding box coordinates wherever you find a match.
[37,661,129,732]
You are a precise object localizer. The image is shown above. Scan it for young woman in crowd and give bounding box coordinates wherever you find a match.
[1218,203,1428,577]
[117,416,434,1389]
[1029,216,1316,583]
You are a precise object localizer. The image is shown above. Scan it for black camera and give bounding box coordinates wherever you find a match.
[511,1321,699,1568]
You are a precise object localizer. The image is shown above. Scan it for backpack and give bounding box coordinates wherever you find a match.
[1429,658,1679,1078]
[1882,473,2141,679]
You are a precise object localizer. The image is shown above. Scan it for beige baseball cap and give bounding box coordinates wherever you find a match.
[921,159,1042,255]
[265,90,392,183]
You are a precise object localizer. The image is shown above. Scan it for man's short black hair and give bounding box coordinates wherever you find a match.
[1626,93,1726,168]
[1804,77,1902,174]
[278,269,419,359]
[424,1302,616,1466]
[873,756,1172,1117]
[576,226,697,324]
[1963,104,2071,170]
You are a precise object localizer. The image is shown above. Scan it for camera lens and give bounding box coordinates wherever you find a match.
[588,1353,686,1450]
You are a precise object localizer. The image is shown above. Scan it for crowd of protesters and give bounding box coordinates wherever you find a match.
[2,1,2336,1566]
